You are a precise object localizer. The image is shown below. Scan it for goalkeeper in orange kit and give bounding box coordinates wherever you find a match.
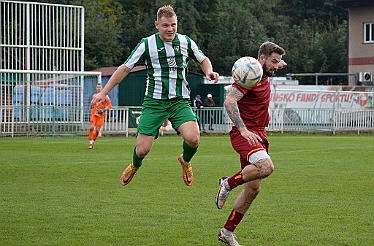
[88,83,112,149]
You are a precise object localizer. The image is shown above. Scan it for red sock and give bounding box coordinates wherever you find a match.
[224,209,244,232]
[227,171,245,189]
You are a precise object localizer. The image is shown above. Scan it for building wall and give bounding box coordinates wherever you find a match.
[118,70,147,106]
[347,6,374,79]
[114,69,225,106]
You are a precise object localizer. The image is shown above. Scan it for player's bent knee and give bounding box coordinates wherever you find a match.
[184,134,200,148]
[190,137,200,148]
[257,159,274,178]
[135,144,153,158]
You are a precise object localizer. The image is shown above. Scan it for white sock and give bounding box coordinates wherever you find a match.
[222,228,233,234]
[181,156,189,165]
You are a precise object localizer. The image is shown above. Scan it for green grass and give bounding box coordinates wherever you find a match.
[1,134,373,245]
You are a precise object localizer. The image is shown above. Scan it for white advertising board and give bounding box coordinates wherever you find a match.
[271,85,374,109]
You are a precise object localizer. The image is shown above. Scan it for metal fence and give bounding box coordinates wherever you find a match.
[1,1,84,72]
[2,73,374,137]
[1,1,373,137]
[0,70,101,137]
[0,1,97,137]
[2,106,373,137]
[268,107,374,134]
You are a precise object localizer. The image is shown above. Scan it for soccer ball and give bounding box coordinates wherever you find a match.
[232,56,263,88]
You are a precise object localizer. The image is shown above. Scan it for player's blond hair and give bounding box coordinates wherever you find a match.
[157,5,177,21]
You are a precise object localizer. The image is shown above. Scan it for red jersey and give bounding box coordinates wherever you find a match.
[232,76,270,129]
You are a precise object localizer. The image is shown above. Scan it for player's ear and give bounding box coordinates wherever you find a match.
[259,55,265,64]
[155,21,159,29]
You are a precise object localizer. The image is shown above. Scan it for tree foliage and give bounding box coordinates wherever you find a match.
[77,0,124,70]
[41,0,347,84]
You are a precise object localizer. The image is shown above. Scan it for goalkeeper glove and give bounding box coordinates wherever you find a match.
[98,109,106,114]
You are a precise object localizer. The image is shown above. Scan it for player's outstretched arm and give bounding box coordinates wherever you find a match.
[91,64,131,107]
[200,57,219,83]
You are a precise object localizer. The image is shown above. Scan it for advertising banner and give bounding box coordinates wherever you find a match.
[128,108,142,128]
[271,85,373,109]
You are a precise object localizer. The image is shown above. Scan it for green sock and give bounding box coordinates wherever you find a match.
[132,147,144,168]
[182,141,198,163]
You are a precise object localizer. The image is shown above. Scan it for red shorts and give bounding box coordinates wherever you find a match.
[90,114,105,128]
[230,127,269,169]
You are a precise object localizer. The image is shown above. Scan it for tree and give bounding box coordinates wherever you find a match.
[79,0,124,70]
[39,0,349,84]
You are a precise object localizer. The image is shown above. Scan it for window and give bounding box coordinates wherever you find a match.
[364,22,374,43]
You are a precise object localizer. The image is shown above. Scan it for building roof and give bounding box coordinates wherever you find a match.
[335,0,374,8]
[92,65,146,76]
[91,65,205,77]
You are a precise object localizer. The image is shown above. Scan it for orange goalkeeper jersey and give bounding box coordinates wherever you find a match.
[91,94,112,116]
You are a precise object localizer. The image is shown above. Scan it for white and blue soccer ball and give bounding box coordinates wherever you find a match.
[232,56,263,88]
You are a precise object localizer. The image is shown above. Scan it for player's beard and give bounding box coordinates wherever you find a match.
[263,63,275,77]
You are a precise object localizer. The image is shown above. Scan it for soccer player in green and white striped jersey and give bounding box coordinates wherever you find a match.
[91,5,219,187]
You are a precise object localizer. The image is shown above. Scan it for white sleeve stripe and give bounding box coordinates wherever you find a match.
[124,42,145,69]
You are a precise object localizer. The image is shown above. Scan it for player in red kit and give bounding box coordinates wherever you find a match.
[216,41,287,246]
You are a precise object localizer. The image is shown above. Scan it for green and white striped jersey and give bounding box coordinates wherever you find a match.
[124,33,206,100]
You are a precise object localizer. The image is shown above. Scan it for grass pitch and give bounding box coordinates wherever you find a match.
[0,134,373,245]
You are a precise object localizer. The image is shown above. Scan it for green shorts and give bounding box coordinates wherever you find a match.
[137,97,197,137]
